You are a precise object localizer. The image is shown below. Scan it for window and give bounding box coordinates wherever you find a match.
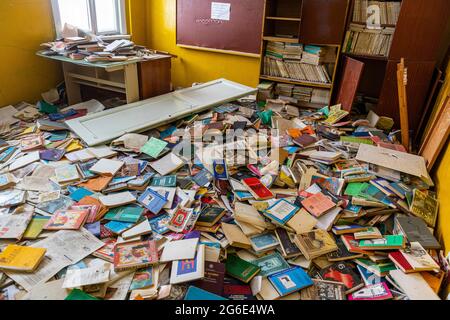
[51,0,127,37]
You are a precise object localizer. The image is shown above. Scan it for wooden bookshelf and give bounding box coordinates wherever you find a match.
[336,0,450,133]
[258,0,350,108]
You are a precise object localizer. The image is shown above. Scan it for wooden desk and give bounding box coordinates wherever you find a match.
[37,52,172,105]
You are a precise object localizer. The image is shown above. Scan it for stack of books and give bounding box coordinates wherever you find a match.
[343,24,395,57]
[263,42,334,84]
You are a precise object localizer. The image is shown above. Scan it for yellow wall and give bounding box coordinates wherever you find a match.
[0,0,63,107]
[435,141,450,252]
[0,0,147,108]
[146,0,260,89]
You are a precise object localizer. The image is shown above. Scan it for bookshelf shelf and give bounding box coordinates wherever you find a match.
[266,17,301,22]
[259,75,333,89]
[262,36,299,43]
[343,52,388,61]
[258,0,350,108]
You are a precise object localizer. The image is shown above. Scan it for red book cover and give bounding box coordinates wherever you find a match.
[242,177,274,200]
[301,192,336,217]
[388,251,414,272]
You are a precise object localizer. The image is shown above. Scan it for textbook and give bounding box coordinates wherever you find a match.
[263,199,299,225]
[354,258,397,277]
[225,254,260,284]
[301,192,336,217]
[358,235,405,250]
[103,205,144,223]
[0,245,46,272]
[113,240,159,271]
[221,222,252,249]
[249,232,280,254]
[194,261,226,295]
[319,262,364,294]
[170,245,205,284]
[44,209,88,230]
[274,228,302,258]
[294,229,338,260]
[252,252,290,277]
[388,242,440,273]
[348,283,393,301]
[268,267,313,296]
[196,206,226,227]
[300,279,346,300]
[184,286,227,301]
[23,216,51,239]
[394,215,440,249]
[409,189,439,227]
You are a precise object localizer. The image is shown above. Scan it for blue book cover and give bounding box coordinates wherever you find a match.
[356,265,384,286]
[138,188,168,214]
[148,213,170,234]
[184,286,228,300]
[263,199,299,225]
[104,221,134,234]
[69,187,94,202]
[268,267,313,296]
[213,159,228,180]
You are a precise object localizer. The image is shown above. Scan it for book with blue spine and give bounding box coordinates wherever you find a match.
[184,286,228,300]
[268,267,313,296]
[138,188,168,214]
[263,199,299,226]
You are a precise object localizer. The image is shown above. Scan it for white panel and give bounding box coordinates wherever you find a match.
[65,79,256,146]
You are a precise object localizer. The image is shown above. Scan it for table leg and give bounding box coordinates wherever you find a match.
[62,62,82,105]
[124,63,139,103]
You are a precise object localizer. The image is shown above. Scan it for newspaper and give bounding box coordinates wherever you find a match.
[6,228,104,291]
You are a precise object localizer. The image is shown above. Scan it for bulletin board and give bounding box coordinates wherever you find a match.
[176,0,265,58]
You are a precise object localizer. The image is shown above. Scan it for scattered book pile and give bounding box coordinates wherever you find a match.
[263,42,335,84]
[353,0,401,25]
[343,24,395,57]
[0,86,446,301]
[39,25,170,63]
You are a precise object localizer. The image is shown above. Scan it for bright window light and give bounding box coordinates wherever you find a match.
[51,0,126,37]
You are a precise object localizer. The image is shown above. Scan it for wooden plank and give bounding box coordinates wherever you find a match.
[397,58,410,151]
[419,96,450,170]
[335,56,364,112]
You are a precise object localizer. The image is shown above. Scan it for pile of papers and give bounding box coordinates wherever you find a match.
[39,28,170,63]
[0,90,446,301]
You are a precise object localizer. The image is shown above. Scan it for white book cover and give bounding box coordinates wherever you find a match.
[9,151,40,171]
[160,238,199,262]
[170,244,205,284]
[121,220,152,239]
[90,158,124,175]
[150,153,184,176]
[62,264,111,288]
[99,191,136,208]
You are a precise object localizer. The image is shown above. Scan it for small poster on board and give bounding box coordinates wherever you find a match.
[211,2,231,21]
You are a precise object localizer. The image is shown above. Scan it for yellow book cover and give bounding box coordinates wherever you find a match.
[0,245,46,272]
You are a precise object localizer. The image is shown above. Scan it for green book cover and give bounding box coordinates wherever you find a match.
[151,175,177,187]
[225,254,261,283]
[141,137,168,158]
[355,258,397,275]
[65,289,100,300]
[359,235,404,248]
[340,136,374,145]
[196,207,226,226]
[344,182,368,197]
[104,205,144,223]
[251,252,290,277]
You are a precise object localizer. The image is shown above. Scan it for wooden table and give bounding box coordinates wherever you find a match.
[37,52,172,105]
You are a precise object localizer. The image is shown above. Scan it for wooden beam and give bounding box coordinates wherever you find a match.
[397,58,410,151]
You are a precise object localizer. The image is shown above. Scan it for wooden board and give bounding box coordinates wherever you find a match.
[419,95,450,170]
[335,56,364,112]
[176,0,264,56]
[65,79,256,146]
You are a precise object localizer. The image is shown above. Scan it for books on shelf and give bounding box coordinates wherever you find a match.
[263,41,334,84]
[264,56,332,84]
[353,0,401,26]
[343,23,395,57]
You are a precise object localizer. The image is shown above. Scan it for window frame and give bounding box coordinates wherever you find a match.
[51,0,127,38]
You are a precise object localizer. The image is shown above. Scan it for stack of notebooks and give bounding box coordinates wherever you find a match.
[343,23,395,57]
[353,0,402,25]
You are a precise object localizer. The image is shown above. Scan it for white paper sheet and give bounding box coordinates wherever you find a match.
[211,2,231,21]
[5,229,104,291]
